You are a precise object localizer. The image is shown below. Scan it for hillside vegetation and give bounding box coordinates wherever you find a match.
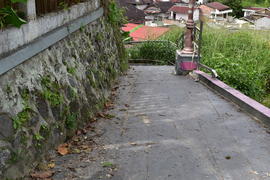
[202,27,270,107]
[242,0,270,7]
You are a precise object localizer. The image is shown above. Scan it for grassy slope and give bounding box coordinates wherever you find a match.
[201,27,270,107]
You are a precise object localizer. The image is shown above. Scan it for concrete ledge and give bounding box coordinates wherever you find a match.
[0,0,100,56]
[194,70,270,125]
[0,7,104,76]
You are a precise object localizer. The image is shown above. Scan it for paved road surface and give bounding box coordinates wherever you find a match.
[52,66,270,180]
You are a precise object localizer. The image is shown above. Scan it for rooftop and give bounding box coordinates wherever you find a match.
[206,2,231,11]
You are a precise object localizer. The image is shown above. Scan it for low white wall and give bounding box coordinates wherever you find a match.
[0,0,100,57]
[255,17,270,29]
[173,9,200,21]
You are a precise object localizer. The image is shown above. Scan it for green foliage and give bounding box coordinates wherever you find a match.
[127,26,182,65]
[0,0,27,29]
[128,41,177,65]
[67,66,76,75]
[11,0,27,3]
[41,76,64,107]
[102,161,114,167]
[8,150,22,164]
[12,89,32,129]
[158,26,184,44]
[12,107,31,129]
[241,0,270,7]
[107,0,127,26]
[34,133,44,141]
[208,0,243,17]
[201,27,270,106]
[65,112,77,129]
[58,1,69,10]
[0,7,26,28]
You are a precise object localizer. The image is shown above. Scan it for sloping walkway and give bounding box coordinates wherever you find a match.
[51,66,270,180]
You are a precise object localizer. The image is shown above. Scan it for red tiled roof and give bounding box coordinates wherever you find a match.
[121,23,141,32]
[121,23,170,41]
[206,2,230,11]
[168,6,189,14]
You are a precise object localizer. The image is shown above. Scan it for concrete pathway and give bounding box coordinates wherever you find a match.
[51,66,270,180]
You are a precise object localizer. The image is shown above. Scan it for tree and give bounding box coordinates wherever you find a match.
[224,0,243,18]
[208,0,243,17]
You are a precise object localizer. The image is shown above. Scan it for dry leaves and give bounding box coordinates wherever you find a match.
[57,143,69,156]
[31,170,53,179]
[47,162,55,169]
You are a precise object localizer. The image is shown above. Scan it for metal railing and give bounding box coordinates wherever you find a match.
[179,21,218,78]
[193,21,218,78]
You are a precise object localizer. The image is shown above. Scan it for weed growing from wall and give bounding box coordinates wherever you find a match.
[102,0,128,71]
[41,76,64,107]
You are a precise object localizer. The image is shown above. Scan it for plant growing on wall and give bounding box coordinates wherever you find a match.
[0,0,27,29]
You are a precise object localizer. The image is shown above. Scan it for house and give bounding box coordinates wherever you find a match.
[144,1,175,20]
[128,0,153,10]
[197,0,208,5]
[242,7,266,17]
[241,8,270,29]
[255,16,270,29]
[117,0,146,24]
[169,5,200,21]
[200,2,232,20]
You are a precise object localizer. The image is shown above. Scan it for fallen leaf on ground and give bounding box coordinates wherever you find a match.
[97,112,106,118]
[31,171,53,179]
[57,143,69,156]
[102,162,114,167]
[72,148,81,154]
[47,163,55,169]
[105,102,114,108]
[129,142,137,146]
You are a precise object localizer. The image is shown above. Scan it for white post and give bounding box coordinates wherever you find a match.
[18,0,36,21]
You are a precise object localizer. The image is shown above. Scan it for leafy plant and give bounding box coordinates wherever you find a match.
[58,1,69,10]
[0,0,27,29]
[107,0,127,26]
[128,41,177,65]
[65,113,77,129]
[41,76,64,107]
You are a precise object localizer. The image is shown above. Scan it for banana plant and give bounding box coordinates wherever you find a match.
[0,0,27,29]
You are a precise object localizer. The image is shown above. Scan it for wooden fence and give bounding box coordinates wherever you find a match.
[36,0,87,15]
[0,0,19,9]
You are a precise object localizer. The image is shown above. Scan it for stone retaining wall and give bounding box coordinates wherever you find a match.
[0,12,126,179]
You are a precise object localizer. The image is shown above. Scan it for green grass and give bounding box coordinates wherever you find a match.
[242,0,270,7]
[201,27,270,107]
[130,24,143,33]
